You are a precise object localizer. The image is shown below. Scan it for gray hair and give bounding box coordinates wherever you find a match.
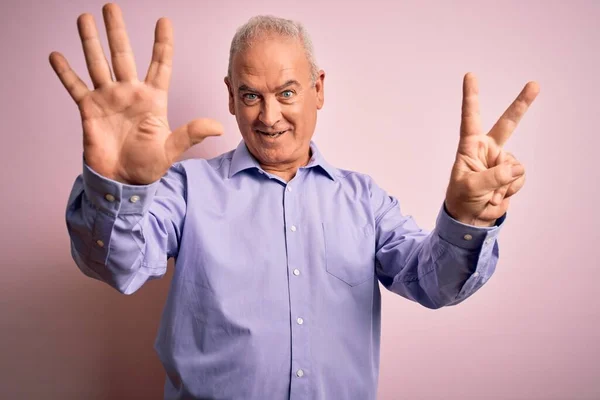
[227,15,319,85]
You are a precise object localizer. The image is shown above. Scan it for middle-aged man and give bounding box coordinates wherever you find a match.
[50,3,539,399]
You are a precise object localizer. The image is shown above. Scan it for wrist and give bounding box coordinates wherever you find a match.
[444,200,496,227]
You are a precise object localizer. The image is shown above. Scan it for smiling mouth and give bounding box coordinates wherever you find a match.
[257,129,287,138]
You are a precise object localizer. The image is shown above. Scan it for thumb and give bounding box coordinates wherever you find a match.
[165,118,224,160]
[477,161,524,192]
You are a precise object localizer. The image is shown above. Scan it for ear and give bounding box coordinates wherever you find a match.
[224,76,235,115]
[315,70,325,110]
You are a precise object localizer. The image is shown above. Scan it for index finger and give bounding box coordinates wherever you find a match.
[488,81,540,147]
[460,72,482,139]
[145,18,173,90]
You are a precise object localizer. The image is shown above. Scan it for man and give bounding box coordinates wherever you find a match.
[51,3,539,399]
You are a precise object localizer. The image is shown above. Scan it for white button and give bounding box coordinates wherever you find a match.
[473,271,480,277]
[485,238,493,245]
[297,317,304,325]
[286,186,292,192]
[463,234,473,241]
[129,195,140,203]
[290,225,297,232]
[104,194,115,202]
[296,369,304,377]
[293,269,300,276]
[96,239,104,247]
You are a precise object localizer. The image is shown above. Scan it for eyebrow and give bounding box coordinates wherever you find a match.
[238,80,301,93]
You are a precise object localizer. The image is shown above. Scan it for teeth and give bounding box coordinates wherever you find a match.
[260,130,284,137]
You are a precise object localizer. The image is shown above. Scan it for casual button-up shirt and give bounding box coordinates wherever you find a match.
[66,140,505,400]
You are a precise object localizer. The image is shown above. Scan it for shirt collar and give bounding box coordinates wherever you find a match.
[228,140,338,182]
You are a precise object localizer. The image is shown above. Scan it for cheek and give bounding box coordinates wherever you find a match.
[285,102,315,131]
[282,103,305,127]
[235,104,258,128]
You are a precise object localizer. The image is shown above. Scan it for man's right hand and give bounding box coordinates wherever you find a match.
[49,3,223,185]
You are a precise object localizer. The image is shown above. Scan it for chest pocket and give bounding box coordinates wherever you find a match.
[322,222,376,287]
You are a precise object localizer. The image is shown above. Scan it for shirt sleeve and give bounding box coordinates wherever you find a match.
[370,178,505,309]
[65,158,187,294]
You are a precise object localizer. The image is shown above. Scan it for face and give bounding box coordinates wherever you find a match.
[225,34,325,171]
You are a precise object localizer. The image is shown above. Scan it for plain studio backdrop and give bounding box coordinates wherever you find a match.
[1,0,598,399]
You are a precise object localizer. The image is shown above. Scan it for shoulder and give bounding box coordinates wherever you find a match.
[174,149,236,175]
[328,164,392,210]
[334,167,372,183]
[329,164,377,192]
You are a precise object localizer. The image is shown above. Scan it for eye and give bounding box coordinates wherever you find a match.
[281,90,294,98]
[243,93,259,101]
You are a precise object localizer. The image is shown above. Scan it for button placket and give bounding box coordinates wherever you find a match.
[283,177,310,395]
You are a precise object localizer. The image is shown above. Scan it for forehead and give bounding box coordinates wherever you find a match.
[232,35,311,89]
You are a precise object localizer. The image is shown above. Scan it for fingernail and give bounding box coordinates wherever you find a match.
[511,164,524,177]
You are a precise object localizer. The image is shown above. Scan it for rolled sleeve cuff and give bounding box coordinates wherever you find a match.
[435,203,506,250]
[82,157,160,216]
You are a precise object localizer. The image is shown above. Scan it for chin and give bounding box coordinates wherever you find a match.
[261,146,305,167]
[256,146,295,164]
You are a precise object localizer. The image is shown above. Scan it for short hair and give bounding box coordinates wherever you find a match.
[227,15,319,86]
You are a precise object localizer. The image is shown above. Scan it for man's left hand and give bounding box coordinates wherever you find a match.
[444,73,540,227]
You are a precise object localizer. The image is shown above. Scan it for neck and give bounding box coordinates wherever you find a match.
[260,149,312,182]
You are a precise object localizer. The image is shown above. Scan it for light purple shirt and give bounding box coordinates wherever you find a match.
[66,140,505,399]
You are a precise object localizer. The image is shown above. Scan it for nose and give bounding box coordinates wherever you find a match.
[258,97,282,127]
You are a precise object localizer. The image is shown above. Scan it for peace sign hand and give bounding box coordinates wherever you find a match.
[444,73,540,227]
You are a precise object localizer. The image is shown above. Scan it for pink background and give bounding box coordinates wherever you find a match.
[2,0,598,398]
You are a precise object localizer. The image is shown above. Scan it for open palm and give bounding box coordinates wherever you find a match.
[445,73,540,226]
[49,4,222,185]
